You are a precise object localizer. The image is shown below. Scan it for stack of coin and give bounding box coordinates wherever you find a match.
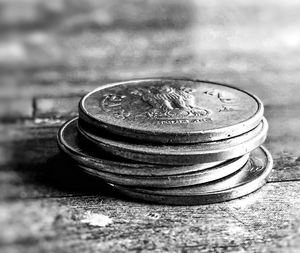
[57,78,273,205]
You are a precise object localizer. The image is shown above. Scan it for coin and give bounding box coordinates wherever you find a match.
[112,146,273,205]
[76,153,249,188]
[57,117,226,176]
[79,78,263,144]
[78,117,268,165]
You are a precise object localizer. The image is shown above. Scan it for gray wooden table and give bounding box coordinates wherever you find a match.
[1,1,300,252]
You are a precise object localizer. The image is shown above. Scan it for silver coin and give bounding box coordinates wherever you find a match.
[57,117,225,176]
[112,146,273,205]
[79,78,264,143]
[77,153,249,188]
[78,117,268,165]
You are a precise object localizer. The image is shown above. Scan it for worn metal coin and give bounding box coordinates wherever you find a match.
[76,153,248,188]
[79,78,263,143]
[112,146,273,205]
[78,117,268,165]
[58,117,227,176]
[58,118,246,183]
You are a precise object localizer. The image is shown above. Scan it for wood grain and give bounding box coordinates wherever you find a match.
[1,0,300,252]
[0,182,299,253]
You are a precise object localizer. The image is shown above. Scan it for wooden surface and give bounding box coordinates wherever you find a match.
[1,0,300,252]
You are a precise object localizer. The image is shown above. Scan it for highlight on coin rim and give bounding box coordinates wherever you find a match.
[78,78,264,140]
[111,145,273,198]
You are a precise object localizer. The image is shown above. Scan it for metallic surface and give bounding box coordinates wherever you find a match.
[57,117,225,176]
[112,146,273,205]
[76,154,249,188]
[79,78,263,143]
[78,117,268,165]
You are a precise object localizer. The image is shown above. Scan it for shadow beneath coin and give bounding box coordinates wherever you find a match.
[46,154,119,197]
[7,125,120,199]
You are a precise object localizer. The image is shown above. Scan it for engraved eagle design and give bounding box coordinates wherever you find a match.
[130,85,196,111]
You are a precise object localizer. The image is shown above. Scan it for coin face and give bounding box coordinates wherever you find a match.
[79,78,263,143]
[112,146,273,205]
[58,117,239,176]
[78,117,268,165]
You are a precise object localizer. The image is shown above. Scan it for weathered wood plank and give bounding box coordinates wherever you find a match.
[264,103,300,182]
[33,96,82,120]
[0,181,299,253]
[1,0,300,252]
[0,98,33,122]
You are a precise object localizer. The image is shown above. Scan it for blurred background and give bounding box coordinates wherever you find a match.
[1,0,300,121]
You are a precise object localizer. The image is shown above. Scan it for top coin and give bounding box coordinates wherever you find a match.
[79,78,264,143]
